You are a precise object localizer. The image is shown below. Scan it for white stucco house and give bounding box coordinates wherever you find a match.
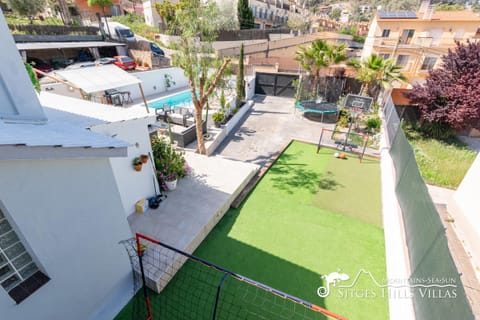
[0,11,157,319]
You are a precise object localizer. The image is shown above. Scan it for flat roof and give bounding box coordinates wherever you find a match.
[16,41,125,51]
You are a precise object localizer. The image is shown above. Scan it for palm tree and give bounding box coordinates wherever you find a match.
[348,54,406,96]
[295,39,347,97]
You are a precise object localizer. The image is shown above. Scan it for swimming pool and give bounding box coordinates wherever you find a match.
[148,90,193,109]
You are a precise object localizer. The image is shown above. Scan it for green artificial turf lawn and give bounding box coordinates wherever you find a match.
[116,141,388,320]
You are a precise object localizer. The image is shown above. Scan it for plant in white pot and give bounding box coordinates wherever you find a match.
[152,137,190,191]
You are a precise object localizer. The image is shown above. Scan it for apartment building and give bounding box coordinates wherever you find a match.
[362,1,480,86]
[249,0,304,29]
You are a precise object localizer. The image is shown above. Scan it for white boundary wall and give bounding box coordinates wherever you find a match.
[380,109,416,320]
[117,67,189,100]
[450,153,480,283]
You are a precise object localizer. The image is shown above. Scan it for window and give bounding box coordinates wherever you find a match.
[0,208,49,304]
[396,55,409,67]
[381,29,390,38]
[399,29,415,44]
[420,57,437,70]
[379,53,390,59]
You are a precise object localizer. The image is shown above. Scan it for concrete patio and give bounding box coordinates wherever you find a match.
[127,151,258,291]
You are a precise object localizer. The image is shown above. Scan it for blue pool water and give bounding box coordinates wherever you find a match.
[148,90,193,109]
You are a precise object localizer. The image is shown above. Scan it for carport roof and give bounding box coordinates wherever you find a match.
[54,64,141,94]
[16,41,125,50]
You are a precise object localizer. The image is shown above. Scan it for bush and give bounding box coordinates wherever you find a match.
[418,121,456,140]
[365,116,381,133]
[212,110,225,123]
[151,137,189,187]
[337,109,350,127]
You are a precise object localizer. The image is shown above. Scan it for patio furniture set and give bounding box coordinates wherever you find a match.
[155,105,206,147]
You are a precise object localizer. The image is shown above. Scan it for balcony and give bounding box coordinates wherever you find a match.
[371,34,471,50]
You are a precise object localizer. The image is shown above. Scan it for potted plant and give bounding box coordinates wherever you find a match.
[132,157,143,171]
[151,137,190,191]
[140,154,149,164]
[212,110,225,128]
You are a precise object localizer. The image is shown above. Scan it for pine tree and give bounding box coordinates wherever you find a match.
[237,0,254,29]
[236,43,245,107]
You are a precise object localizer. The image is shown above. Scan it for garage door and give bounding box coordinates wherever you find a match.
[255,72,298,97]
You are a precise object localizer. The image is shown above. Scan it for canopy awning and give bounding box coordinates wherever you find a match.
[54,65,141,94]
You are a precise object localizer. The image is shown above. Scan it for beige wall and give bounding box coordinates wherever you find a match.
[218,32,352,59]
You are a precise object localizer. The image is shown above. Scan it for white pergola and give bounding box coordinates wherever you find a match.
[53,65,150,113]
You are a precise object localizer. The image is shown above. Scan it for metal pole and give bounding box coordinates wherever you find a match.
[136,234,153,320]
[343,114,355,151]
[317,128,324,153]
[212,273,229,320]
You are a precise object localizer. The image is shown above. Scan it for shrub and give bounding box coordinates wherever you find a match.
[365,116,381,133]
[212,110,225,123]
[151,137,189,187]
[337,109,350,127]
[418,121,456,140]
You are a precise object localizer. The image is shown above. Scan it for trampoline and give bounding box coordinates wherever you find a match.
[295,100,339,122]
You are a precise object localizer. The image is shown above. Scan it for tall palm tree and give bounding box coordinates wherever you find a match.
[378,58,407,90]
[295,39,347,97]
[348,54,406,96]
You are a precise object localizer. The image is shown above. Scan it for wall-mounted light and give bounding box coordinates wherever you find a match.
[153,85,157,90]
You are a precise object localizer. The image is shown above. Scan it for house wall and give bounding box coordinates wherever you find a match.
[0,158,133,320]
[142,0,161,27]
[116,67,189,100]
[245,76,256,100]
[91,117,158,216]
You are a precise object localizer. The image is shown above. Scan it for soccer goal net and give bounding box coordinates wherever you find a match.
[119,233,347,320]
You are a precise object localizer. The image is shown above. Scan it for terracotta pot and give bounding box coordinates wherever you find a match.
[133,164,142,171]
[140,154,149,164]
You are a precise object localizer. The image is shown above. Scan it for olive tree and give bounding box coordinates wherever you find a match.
[168,0,231,154]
